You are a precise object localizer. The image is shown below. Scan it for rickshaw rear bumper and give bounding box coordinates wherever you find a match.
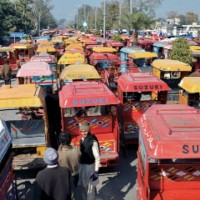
[100,152,120,167]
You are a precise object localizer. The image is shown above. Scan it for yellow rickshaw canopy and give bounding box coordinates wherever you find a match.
[152,59,192,71]
[37,41,53,46]
[64,37,79,44]
[92,47,116,53]
[58,52,85,65]
[121,35,129,40]
[52,36,68,42]
[179,77,200,93]
[0,47,15,52]
[190,46,200,51]
[129,52,158,59]
[60,64,101,80]
[65,43,83,50]
[10,43,34,49]
[36,46,56,53]
[0,84,44,108]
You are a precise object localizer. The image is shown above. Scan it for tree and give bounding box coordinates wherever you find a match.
[185,12,198,24]
[14,0,33,33]
[31,0,54,34]
[0,0,17,35]
[169,38,192,65]
[166,11,179,19]
[124,0,162,16]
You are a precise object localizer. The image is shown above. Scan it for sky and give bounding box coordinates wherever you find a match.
[51,0,200,20]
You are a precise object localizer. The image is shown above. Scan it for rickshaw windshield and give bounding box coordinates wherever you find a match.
[64,105,110,117]
[123,92,152,102]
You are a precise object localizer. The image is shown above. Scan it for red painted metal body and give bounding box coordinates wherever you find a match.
[59,81,120,167]
[137,104,200,200]
[138,38,155,51]
[117,73,170,144]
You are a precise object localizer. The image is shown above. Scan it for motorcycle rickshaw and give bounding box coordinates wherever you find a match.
[30,52,57,73]
[0,46,19,76]
[0,84,49,169]
[59,81,120,167]
[137,104,200,200]
[9,42,35,69]
[152,59,192,104]
[120,46,145,73]
[117,72,170,144]
[16,61,57,91]
[59,63,101,85]
[0,118,18,199]
[179,76,200,108]
[128,51,158,72]
[57,52,86,74]
[36,45,58,58]
[89,47,120,90]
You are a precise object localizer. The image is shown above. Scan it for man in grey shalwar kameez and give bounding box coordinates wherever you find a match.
[78,122,100,200]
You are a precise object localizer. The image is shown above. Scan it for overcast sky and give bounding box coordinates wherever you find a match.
[51,0,200,20]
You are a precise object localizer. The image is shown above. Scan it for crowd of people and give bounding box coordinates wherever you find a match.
[33,122,101,200]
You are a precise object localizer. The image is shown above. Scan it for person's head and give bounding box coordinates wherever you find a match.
[59,132,72,145]
[43,147,58,165]
[79,122,90,139]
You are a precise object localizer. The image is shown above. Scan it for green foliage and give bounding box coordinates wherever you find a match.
[0,0,56,35]
[112,34,121,42]
[169,38,192,65]
[0,0,16,35]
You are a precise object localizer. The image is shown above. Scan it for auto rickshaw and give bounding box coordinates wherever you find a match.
[59,63,101,85]
[128,51,158,72]
[179,77,200,108]
[57,52,86,74]
[105,40,124,52]
[137,104,200,200]
[36,44,57,58]
[64,37,80,46]
[0,84,49,169]
[138,38,155,51]
[117,73,170,144]
[51,36,65,57]
[89,47,119,66]
[0,118,18,199]
[9,42,35,73]
[152,39,174,58]
[30,52,57,73]
[89,47,120,88]
[59,81,120,167]
[120,46,145,73]
[65,43,84,51]
[16,61,57,91]
[152,59,192,104]
[0,46,19,76]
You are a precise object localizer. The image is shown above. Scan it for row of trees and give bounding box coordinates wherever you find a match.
[0,0,57,35]
[65,0,163,32]
[66,0,199,33]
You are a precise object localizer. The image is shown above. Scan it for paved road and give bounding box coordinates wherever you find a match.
[15,146,138,200]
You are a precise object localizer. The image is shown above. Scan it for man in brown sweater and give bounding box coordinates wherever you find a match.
[58,132,81,200]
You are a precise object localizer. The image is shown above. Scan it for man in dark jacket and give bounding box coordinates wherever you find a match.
[33,147,71,200]
[78,122,100,200]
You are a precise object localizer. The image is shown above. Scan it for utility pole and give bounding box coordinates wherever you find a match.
[130,0,133,14]
[103,0,106,39]
[119,0,121,27]
[95,6,97,30]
